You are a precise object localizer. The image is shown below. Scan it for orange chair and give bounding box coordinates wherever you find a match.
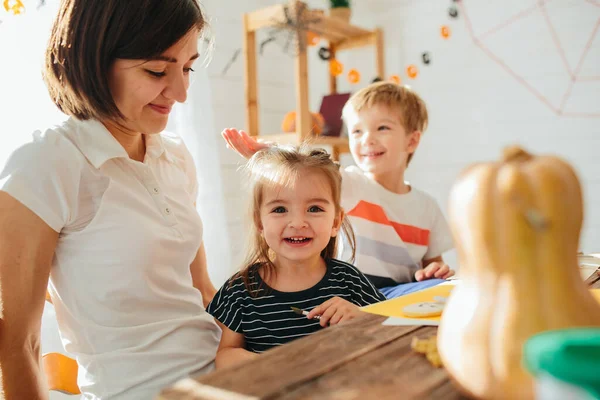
[44,290,81,395]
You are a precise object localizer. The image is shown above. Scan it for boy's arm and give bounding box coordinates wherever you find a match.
[414,197,455,281]
[222,129,271,160]
[214,322,258,369]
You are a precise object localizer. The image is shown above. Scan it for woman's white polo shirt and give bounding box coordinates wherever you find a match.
[0,117,221,399]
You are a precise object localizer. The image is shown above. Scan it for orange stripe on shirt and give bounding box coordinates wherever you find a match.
[347,200,430,246]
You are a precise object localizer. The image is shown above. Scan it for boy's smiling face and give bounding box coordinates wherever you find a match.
[346,103,420,177]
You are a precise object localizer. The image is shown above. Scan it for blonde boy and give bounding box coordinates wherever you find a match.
[222,82,454,298]
[337,82,454,298]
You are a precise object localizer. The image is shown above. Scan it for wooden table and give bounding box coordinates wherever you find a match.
[159,270,600,400]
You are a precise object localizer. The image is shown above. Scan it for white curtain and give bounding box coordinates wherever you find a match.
[167,68,232,287]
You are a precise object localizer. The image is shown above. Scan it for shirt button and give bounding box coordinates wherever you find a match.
[165,207,171,215]
[153,187,160,194]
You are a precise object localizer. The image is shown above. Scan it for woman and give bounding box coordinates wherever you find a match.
[0,1,221,399]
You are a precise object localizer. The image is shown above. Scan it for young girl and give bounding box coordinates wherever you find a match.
[207,146,385,368]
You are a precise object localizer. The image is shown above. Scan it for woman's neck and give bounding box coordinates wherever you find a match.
[267,255,327,292]
[102,120,146,163]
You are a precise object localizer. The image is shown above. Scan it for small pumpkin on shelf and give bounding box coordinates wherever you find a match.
[437,146,600,400]
[281,111,325,135]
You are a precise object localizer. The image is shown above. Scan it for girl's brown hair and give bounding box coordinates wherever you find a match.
[44,0,207,121]
[237,146,356,295]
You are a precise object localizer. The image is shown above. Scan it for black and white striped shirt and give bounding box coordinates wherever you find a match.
[207,258,386,353]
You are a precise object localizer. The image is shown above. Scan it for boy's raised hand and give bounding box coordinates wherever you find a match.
[415,261,455,281]
[221,128,272,159]
[307,296,363,327]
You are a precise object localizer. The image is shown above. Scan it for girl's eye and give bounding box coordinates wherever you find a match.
[184,67,195,74]
[308,206,324,213]
[352,130,361,135]
[271,206,286,214]
[378,125,390,131]
[146,70,166,78]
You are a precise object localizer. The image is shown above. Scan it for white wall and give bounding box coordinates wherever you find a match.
[208,0,600,271]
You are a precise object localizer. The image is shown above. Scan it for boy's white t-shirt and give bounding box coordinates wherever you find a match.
[0,118,221,399]
[339,166,454,287]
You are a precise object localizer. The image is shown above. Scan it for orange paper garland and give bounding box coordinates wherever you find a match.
[389,75,401,84]
[441,25,451,39]
[406,65,418,79]
[348,69,361,84]
[3,0,25,15]
[329,59,343,77]
[307,31,320,47]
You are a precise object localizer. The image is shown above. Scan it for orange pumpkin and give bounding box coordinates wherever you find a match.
[438,146,600,400]
[281,112,325,135]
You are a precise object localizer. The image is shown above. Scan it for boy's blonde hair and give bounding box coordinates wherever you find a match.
[343,82,429,165]
[237,146,356,295]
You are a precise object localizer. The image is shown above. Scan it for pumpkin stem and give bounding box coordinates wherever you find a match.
[511,194,550,231]
[503,146,532,163]
[524,208,550,231]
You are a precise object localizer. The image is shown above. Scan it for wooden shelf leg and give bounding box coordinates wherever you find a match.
[329,44,337,94]
[332,145,340,162]
[244,14,259,137]
[375,28,385,80]
[292,1,311,142]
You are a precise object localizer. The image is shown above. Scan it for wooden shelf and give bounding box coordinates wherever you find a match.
[243,1,384,161]
[245,3,374,46]
[259,133,349,160]
[259,133,348,148]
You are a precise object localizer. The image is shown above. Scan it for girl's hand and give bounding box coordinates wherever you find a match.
[307,297,363,327]
[221,128,272,159]
[415,261,455,281]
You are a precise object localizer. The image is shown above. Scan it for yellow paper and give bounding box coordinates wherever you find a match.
[363,285,600,322]
[362,284,455,321]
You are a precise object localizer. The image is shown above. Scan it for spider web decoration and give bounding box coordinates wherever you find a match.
[263,3,324,56]
[459,0,600,118]
[222,3,326,75]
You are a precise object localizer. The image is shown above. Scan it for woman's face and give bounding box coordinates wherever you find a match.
[107,28,200,135]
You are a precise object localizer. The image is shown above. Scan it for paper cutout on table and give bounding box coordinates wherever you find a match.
[382,317,440,326]
[362,283,455,321]
[366,281,600,326]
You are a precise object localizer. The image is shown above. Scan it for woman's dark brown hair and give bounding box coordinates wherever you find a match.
[44,0,206,121]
